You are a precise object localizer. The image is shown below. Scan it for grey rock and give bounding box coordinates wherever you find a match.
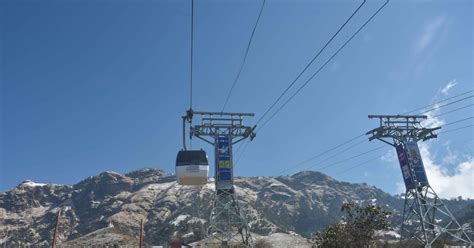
[0,168,472,247]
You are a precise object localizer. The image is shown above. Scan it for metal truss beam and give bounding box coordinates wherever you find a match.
[205,190,253,246]
[367,114,472,247]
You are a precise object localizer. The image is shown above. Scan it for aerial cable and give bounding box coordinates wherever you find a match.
[402,89,474,115]
[276,98,473,176]
[278,134,366,175]
[301,138,367,166]
[234,139,252,166]
[336,154,384,175]
[233,140,247,157]
[438,124,474,135]
[271,90,469,177]
[287,116,473,174]
[340,133,474,176]
[233,141,246,156]
[304,144,386,172]
[257,0,389,131]
[325,117,473,173]
[184,0,195,150]
[332,117,474,176]
[416,95,473,115]
[234,140,250,167]
[336,118,474,176]
[441,116,474,127]
[189,0,194,110]
[254,0,368,126]
[431,103,474,118]
[221,0,266,112]
[235,1,388,169]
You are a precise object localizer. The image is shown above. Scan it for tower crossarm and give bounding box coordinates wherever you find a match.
[417,127,441,141]
[368,114,427,123]
[367,115,440,143]
[192,125,255,144]
[187,109,256,145]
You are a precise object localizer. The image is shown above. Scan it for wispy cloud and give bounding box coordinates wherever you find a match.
[417,16,446,52]
[412,16,449,78]
[440,79,458,95]
[388,15,450,81]
[423,108,445,128]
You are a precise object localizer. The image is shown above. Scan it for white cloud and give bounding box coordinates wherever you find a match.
[381,149,397,163]
[418,143,474,199]
[441,144,459,166]
[440,79,458,95]
[412,16,449,78]
[417,16,446,52]
[423,108,445,128]
[442,151,459,166]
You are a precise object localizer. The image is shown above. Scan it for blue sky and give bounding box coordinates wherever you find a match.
[1,0,473,196]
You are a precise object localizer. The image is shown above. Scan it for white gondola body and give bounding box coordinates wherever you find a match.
[176,150,209,185]
[176,164,208,185]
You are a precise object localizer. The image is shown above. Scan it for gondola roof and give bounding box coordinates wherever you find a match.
[176,150,208,166]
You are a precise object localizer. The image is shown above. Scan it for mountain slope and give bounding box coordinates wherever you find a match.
[0,168,472,246]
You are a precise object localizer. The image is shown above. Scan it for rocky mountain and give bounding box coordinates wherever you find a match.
[0,168,472,247]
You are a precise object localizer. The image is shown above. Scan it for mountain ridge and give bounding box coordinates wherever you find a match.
[1,167,472,246]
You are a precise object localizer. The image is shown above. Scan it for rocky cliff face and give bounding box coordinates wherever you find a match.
[0,168,472,247]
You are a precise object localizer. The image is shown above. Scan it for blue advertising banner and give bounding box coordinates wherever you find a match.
[396,144,414,189]
[219,168,232,181]
[217,136,232,181]
[406,141,429,186]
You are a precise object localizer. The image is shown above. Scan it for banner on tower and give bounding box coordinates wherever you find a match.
[406,141,429,186]
[396,144,414,189]
[217,136,232,183]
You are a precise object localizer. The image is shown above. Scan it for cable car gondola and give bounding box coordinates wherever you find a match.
[175,149,209,185]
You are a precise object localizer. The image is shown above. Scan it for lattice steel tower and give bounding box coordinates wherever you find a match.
[366,115,473,247]
[185,109,256,247]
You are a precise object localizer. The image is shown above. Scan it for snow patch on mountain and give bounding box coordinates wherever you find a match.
[0,167,472,246]
[171,214,190,226]
[19,180,47,188]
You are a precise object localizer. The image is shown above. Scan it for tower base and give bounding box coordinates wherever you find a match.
[206,189,253,247]
[400,185,473,247]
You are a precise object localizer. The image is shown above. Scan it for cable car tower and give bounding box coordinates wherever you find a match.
[181,109,256,247]
[366,115,473,247]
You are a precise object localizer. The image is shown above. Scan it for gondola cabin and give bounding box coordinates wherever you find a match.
[175,150,209,185]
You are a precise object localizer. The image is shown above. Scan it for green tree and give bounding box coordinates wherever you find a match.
[313,201,391,248]
[312,223,350,248]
